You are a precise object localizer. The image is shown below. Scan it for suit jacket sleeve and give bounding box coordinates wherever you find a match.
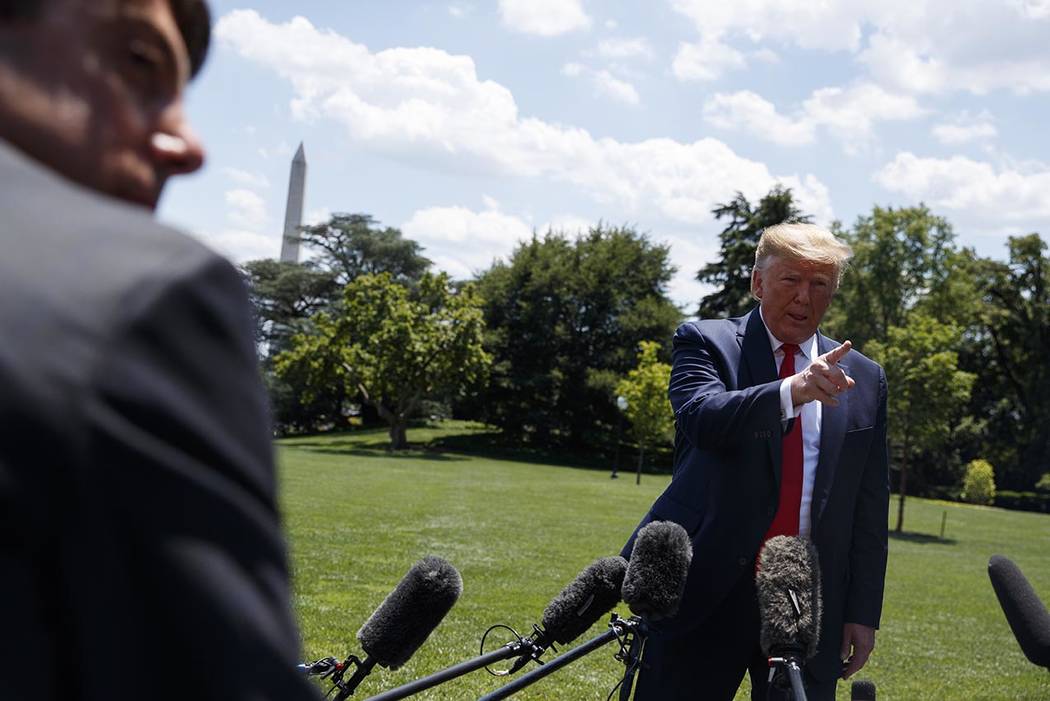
[86,252,318,699]
[845,367,890,628]
[669,321,783,450]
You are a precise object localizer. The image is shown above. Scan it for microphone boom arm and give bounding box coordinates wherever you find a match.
[478,615,645,701]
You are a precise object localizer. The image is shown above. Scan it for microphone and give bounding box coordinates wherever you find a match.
[509,555,627,670]
[361,556,626,701]
[622,520,692,621]
[988,554,1050,668]
[358,555,464,669]
[756,536,822,701]
[539,556,628,645]
[850,679,876,700]
[480,528,694,701]
[756,535,822,660]
[320,556,461,701]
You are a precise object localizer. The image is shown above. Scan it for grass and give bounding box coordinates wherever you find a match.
[278,421,1050,700]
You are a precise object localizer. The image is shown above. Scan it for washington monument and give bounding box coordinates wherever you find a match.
[279,142,306,263]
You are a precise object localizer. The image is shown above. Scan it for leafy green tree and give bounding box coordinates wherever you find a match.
[967,234,1050,489]
[696,185,811,319]
[616,341,674,473]
[276,272,490,449]
[961,459,996,505]
[299,213,431,285]
[475,225,681,451]
[823,205,958,351]
[867,312,975,532]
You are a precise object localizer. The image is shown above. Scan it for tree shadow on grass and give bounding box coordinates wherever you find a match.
[889,530,957,546]
[283,439,466,462]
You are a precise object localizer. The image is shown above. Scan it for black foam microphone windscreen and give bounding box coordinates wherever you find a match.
[850,679,876,700]
[756,536,822,660]
[540,556,628,645]
[622,520,692,621]
[988,554,1050,668]
[357,555,463,670]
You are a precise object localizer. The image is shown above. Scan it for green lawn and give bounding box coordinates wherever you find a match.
[278,422,1050,700]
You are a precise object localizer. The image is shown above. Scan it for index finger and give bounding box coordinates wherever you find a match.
[824,340,852,365]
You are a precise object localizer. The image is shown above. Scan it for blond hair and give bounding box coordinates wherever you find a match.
[754,223,852,286]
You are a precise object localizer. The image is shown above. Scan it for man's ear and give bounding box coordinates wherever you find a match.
[751,267,763,300]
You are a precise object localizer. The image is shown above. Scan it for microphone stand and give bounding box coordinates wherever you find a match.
[767,647,808,701]
[300,654,376,700]
[478,615,646,701]
[362,634,544,701]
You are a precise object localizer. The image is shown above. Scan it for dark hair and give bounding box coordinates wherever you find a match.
[0,0,211,77]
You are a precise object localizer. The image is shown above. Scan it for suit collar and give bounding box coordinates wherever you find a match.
[738,309,778,387]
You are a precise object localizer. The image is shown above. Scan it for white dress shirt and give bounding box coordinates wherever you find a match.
[760,309,821,537]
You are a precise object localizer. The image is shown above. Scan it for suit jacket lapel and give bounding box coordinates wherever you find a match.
[739,309,781,483]
[812,332,849,529]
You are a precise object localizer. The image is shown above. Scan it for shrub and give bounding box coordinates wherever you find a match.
[961,459,996,505]
[1035,472,1050,493]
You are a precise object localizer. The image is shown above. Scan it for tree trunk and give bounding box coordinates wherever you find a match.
[636,445,644,486]
[389,419,408,451]
[895,456,908,533]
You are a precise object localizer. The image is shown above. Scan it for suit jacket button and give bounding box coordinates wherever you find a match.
[738,557,749,567]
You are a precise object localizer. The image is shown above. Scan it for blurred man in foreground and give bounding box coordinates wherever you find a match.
[0,1,317,698]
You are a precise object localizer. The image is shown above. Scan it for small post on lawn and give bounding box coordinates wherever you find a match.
[612,395,627,479]
[940,510,947,540]
[636,446,644,486]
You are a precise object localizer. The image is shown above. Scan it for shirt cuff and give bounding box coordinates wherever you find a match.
[779,377,799,420]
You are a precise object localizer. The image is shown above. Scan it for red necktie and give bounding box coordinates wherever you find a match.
[764,343,803,540]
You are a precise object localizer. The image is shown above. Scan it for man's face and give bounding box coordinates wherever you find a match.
[0,0,204,209]
[751,255,837,344]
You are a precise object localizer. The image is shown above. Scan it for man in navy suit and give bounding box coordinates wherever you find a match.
[625,223,889,700]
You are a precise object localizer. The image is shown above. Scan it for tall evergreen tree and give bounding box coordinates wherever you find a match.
[696,185,810,319]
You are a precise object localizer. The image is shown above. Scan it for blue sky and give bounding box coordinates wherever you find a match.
[160,0,1050,310]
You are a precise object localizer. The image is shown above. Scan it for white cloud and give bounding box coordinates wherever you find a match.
[224,188,269,230]
[542,214,593,233]
[594,37,654,60]
[670,0,1050,96]
[703,91,814,146]
[448,4,468,18]
[215,11,832,228]
[402,199,533,278]
[931,111,998,145]
[563,62,640,104]
[874,152,1050,224]
[672,36,746,81]
[192,229,279,263]
[223,167,270,189]
[305,206,332,226]
[703,83,927,153]
[498,0,590,37]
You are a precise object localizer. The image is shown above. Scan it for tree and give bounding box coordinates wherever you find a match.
[275,272,490,449]
[967,234,1050,489]
[696,185,811,319]
[961,459,996,506]
[299,213,431,286]
[475,225,681,450]
[867,312,975,532]
[239,259,343,434]
[616,341,674,475]
[241,213,433,434]
[240,259,339,350]
[822,205,958,351]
